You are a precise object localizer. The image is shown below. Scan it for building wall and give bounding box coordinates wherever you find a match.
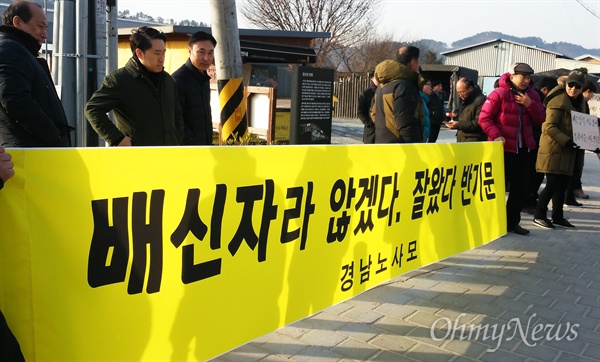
[118,39,189,74]
[444,41,558,77]
[555,58,600,73]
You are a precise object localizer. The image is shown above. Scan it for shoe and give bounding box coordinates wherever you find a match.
[533,218,555,229]
[573,189,589,199]
[564,199,583,207]
[552,218,575,228]
[508,224,530,235]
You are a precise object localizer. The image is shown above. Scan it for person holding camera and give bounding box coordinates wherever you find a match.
[532,71,588,230]
[478,63,545,235]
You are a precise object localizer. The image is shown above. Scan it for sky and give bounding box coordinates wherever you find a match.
[118,0,600,51]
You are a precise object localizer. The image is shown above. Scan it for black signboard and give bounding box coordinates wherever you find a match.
[289,66,334,144]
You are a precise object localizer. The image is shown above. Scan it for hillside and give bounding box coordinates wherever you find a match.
[424,32,599,59]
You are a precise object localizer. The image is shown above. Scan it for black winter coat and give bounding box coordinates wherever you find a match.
[357,81,376,143]
[0,26,72,147]
[172,59,214,145]
[427,91,445,126]
[456,86,487,142]
[85,58,184,146]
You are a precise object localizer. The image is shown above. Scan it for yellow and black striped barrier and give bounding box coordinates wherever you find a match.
[218,77,247,144]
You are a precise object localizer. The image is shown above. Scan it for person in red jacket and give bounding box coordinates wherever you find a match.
[478,63,545,235]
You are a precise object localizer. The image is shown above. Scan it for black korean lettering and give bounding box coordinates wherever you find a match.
[228,180,277,262]
[171,188,208,247]
[228,184,263,258]
[406,240,417,262]
[426,168,442,215]
[483,162,496,200]
[441,166,457,209]
[300,182,315,250]
[378,173,400,226]
[355,175,379,209]
[258,179,278,261]
[88,197,129,288]
[412,170,430,219]
[353,209,374,235]
[340,261,354,292]
[461,164,473,206]
[128,190,165,295]
[170,188,221,284]
[391,243,404,268]
[327,211,350,243]
[210,184,227,251]
[328,179,353,243]
[375,253,387,274]
[353,175,379,235]
[360,255,372,284]
[281,186,303,243]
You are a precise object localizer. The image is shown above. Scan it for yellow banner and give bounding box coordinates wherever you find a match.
[0,143,505,361]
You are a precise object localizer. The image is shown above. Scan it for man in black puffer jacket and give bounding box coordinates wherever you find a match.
[172,31,217,145]
[0,0,73,147]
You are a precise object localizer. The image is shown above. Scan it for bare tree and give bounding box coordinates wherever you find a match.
[241,0,381,68]
[339,33,398,73]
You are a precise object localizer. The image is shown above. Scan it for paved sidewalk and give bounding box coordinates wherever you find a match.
[215,120,600,361]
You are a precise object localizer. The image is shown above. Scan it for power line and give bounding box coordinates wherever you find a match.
[576,0,600,19]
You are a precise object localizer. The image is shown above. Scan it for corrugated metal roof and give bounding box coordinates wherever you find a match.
[444,40,561,77]
[442,38,566,58]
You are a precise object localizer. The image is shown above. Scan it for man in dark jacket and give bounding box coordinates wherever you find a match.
[427,80,445,143]
[373,46,424,144]
[85,27,184,146]
[357,71,378,143]
[172,31,217,145]
[0,0,73,147]
[446,77,486,142]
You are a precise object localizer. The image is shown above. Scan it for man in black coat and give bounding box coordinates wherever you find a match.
[427,80,445,143]
[357,71,378,143]
[172,31,217,145]
[446,77,487,142]
[0,0,73,147]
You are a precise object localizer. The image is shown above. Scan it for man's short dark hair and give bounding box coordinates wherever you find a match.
[583,80,598,93]
[2,0,41,26]
[188,31,217,47]
[536,76,558,92]
[431,80,442,87]
[130,26,167,55]
[396,45,420,66]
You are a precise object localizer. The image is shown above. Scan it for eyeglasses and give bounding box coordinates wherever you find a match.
[567,82,582,89]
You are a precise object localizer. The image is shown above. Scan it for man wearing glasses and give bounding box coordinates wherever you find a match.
[478,63,545,235]
[446,77,487,142]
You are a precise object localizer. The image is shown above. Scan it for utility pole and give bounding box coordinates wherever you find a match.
[209,0,247,144]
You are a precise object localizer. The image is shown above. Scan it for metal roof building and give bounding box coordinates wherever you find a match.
[441,39,568,78]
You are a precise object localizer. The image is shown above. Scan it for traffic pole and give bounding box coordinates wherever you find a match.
[209,0,247,144]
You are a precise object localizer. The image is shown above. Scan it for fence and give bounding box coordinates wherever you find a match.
[332,73,372,119]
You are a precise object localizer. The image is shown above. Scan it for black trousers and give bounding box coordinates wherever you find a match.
[504,149,530,228]
[0,310,24,361]
[428,122,442,143]
[525,146,544,207]
[535,173,569,221]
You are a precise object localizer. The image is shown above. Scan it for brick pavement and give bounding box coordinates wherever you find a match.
[214,121,600,361]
